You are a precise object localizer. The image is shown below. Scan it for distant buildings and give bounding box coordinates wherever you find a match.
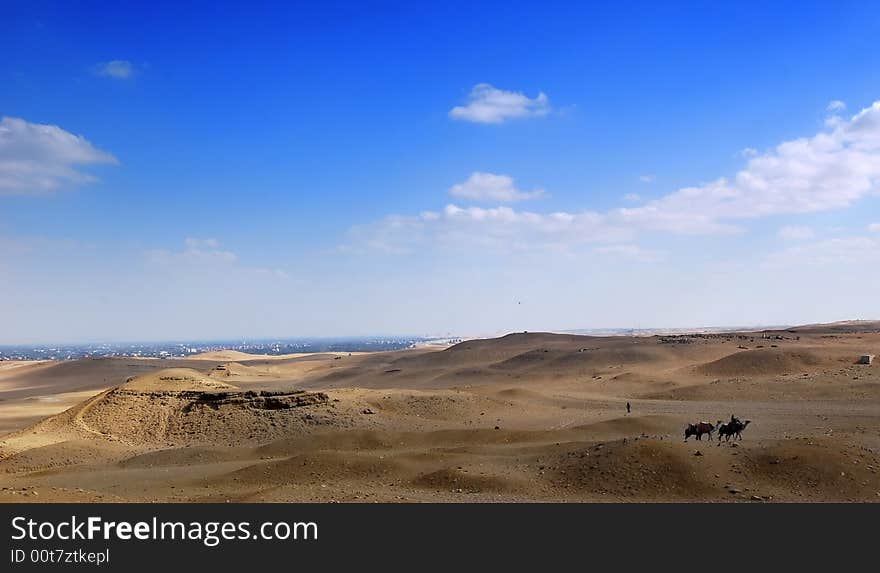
[0,337,436,361]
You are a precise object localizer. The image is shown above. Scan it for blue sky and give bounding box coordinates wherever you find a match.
[2,1,880,343]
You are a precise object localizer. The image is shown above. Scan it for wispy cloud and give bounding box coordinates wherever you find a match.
[449,83,550,124]
[777,225,815,241]
[146,238,292,280]
[765,236,880,267]
[868,223,880,233]
[449,172,545,202]
[148,237,237,265]
[346,204,629,255]
[93,60,135,79]
[0,117,117,194]
[824,100,848,129]
[638,174,655,183]
[594,244,664,262]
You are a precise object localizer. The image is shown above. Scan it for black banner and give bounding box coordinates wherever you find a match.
[1,503,875,570]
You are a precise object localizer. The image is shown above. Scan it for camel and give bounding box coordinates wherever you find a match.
[684,420,717,441]
[717,418,751,442]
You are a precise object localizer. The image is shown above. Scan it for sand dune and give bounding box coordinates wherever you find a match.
[189,350,273,361]
[122,368,239,392]
[696,349,832,377]
[190,349,366,361]
[788,320,880,334]
[1,325,879,502]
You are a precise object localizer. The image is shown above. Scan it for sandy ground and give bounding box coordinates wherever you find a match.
[1,322,879,502]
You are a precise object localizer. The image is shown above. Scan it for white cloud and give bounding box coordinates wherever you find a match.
[615,101,880,233]
[638,174,655,183]
[869,223,880,233]
[613,179,743,235]
[777,225,815,241]
[449,172,545,202]
[0,117,117,194]
[623,193,642,203]
[765,236,880,266]
[146,238,293,280]
[94,60,134,79]
[183,237,237,262]
[449,83,550,124]
[148,237,237,265]
[347,204,630,255]
[824,101,848,129]
[253,267,292,280]
[594,244,664,262]
[351,100,880,255]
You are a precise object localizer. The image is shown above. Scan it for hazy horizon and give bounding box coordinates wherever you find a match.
[6,318,878,348]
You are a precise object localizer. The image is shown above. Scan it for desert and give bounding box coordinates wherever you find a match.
[1,321,878,503]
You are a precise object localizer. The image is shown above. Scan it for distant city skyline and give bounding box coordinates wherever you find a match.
[2,2,879,344]
[0,336,433,360]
